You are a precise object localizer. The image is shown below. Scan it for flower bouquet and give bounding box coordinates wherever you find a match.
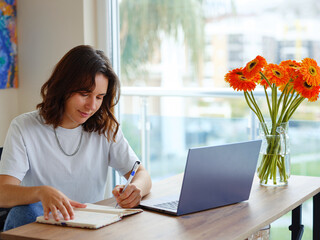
[224,56,320,185]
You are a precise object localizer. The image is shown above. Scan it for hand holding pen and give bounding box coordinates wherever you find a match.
[113,161,140,208]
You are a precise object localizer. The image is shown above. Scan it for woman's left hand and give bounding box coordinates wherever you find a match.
[112,184,142,208]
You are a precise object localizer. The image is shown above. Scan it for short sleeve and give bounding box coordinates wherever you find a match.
[108,128,139,176]
[0,119,29,181]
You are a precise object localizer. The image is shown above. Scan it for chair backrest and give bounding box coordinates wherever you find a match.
[0,147,10,231]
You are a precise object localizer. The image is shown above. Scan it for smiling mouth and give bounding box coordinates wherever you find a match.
[79,111,91,117]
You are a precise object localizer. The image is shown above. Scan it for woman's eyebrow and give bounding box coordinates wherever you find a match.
[98,93,107,96]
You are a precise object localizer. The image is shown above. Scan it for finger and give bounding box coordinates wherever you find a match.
[43,207,50,220]
[127,198,141,208]
[119,190,139,206]
[120,193,137,206]
[70,200,87,208]
[112,189,119,198]
[112,185,124,198]
[121,188,142,207]
[57,204,70,221]
[120,195,141,208]
[64,201,76,220]
[118,185,135,200]
[50,206,60,221]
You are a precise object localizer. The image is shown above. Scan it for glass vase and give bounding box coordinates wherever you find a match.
[257,122,290,186]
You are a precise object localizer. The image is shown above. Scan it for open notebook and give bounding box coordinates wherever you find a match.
[36,203,143,229]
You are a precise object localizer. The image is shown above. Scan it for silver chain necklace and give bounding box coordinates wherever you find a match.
[54,128,83,157]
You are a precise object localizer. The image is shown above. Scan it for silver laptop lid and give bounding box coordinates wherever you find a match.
[177,140,262,215]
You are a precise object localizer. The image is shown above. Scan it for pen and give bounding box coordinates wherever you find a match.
[115,161,140,208]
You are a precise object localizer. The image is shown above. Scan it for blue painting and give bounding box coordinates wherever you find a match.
[0,0,17,89]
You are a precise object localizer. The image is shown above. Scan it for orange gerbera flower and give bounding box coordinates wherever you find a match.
[225,68,256,92]
[280,60,301,80]
[251,72,262,83]
[299,58,320,86]
[293,76,320,102]
[263,64,290,87]
[243,55,267,79]
[279,71,304,93]
[224,68,243,83]
[280,60,301,69]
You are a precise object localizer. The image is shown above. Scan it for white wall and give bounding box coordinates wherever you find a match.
[17,0,85,114]
[0,89,19,146]
[0,0,98,145]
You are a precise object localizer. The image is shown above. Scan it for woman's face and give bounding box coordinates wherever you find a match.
[61,73,109,129]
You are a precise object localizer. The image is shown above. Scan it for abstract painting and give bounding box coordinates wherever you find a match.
[0,0,17,89]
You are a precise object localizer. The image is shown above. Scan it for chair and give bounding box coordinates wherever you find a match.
[0,147,11,231]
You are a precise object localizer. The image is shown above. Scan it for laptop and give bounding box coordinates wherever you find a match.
[139,140,262,216]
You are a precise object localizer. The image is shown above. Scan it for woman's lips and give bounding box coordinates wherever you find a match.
[79,111,90,118]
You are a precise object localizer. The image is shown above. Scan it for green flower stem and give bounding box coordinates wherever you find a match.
[284,92,298,110]
[249,91,266,123]
[286,97,304,121]
[276,84,291,124]
[271,84,278,134]
[244,92,259,118]
[282,95,303,122]
[260,72,274,134]
[244,92,269,135]
[277,83,289,106]
[279,156,288,182]
[272,84,278,113]
[277,88,295,126]
[244,92,265,124]
[263,86,272,130]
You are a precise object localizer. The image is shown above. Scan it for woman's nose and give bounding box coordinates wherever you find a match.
[85,97,96,110]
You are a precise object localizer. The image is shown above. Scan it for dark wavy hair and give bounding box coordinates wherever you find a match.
[37,45,120,141]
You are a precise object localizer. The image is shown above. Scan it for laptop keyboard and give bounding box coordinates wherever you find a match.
[154,200,179,210]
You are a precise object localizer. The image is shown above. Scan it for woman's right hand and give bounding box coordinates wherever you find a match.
[38,185,86,221]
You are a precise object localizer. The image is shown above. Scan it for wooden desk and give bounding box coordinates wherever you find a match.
[1,174,320,240]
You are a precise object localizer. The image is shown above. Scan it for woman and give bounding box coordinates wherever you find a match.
[0,45,152,230]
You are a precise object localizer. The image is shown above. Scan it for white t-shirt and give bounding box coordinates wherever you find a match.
[0,111,138,203]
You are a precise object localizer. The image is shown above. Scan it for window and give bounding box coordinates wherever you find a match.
[108,0,320,237]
